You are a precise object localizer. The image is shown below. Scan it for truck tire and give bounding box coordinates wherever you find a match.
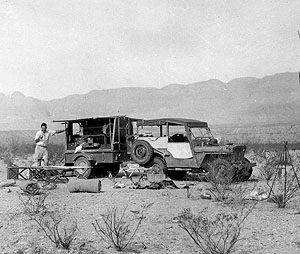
[74,157,93,179]
[131,140,153,165]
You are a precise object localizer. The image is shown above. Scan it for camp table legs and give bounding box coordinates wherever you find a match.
[7,166,35,180]
[33,169,69,185]
[7,166,70,183]
[7,166,91,185]
[122,167,147,186]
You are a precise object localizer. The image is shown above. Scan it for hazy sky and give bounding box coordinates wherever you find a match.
[0,0,299,100]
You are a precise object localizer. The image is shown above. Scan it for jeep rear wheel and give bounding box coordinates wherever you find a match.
[131,140,153,165]
[74,157,93,178]
[146,156,167,175]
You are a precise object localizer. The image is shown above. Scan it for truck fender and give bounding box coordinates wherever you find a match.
[72,153,95,163]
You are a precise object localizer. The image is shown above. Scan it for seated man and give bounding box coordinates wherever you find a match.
[74,137,87,153]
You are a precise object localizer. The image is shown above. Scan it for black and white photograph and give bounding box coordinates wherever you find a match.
[0,1,300,253]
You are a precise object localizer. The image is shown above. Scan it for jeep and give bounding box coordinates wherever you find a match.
[128,118,255,181]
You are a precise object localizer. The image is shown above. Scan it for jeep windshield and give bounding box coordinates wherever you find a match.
[189,127,214,140]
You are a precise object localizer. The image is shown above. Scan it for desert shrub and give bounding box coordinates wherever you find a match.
[267,171,300,208]
[19,192,78,250]
[255,150,280,181]
[18,141,35,158]
[1,149,15,166]
[19,192,49,216]
[176,207,252,254]
[228,182,257,205]
[207,178,256,205]
[92,206,145,251]
[0,134,64,165]
[47,143,65,166]
[32,211,78,250]
[207,179,232,201]
[205,164,233,202]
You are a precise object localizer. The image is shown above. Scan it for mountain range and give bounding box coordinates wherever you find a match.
[1,72,300,131]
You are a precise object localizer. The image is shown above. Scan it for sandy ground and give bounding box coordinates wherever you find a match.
[1,159,300,254]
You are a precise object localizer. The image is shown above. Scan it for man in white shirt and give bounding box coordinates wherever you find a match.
[33,122,65,166]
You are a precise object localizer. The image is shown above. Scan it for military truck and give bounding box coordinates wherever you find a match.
[54,116,138,178]
[128,118,255,181]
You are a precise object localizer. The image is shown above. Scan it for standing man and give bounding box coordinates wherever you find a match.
[33,122,65,166]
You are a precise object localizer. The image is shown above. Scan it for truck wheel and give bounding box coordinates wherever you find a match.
[74,157,93,178]
[131,140,153,165]
[234,158,253,182]
[209,158,234,183]
[146,157,167,175]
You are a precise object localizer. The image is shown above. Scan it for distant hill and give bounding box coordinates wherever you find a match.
[1,72,300,130]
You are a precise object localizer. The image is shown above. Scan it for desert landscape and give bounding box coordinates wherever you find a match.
[1,1,300,253]
[1,146,300,254]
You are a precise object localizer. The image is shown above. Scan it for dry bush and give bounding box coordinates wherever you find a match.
[0,136,64,166]
[47,144,65,166]
[32,211,78,250]
[92,206,145,251]
[228,182,256,205]
[267,171,300,208]
[19,192,49,216]
[19,193,78,250]
[0,136,29,165]
[1,149,15,166]
[176,207,253,254]
[255,150,280,181]
[206,171,233,202]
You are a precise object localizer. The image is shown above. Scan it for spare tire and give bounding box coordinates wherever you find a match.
[131,140,153,165]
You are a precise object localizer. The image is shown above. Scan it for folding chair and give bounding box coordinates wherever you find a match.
[122,164,147,186]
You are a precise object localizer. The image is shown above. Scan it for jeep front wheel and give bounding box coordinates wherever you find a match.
[234,158,253,182]
[131,140,153,165]
[208,158,234,183]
